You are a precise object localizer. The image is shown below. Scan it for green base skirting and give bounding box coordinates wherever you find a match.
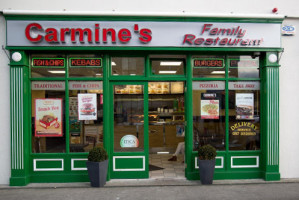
[10,176,30,186]
[186,171,264,180]
[30,174,89,183]
[264,172,280,181]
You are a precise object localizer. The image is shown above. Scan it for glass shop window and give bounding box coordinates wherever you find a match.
[228,55,260,78]
[151,59,185,75]
[69,81,104,152]
[192,81,226,151]
[111,57,144,76]
[228,81,260,150]
[31,54,66,78]
[31,81,66,153]
[68,55,103,77]
[193,56,225,78]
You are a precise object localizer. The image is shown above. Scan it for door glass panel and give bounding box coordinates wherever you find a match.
[192,81,226,151]
[148,82,185,154]
[114,85,144,152]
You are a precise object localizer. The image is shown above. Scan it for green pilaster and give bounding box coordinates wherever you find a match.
[262,52,280,181]
[9,51,30,186]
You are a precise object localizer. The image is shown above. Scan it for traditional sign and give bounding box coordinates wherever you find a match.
[120,135,139,148]
[230,122,258,136]
[201,100,219,119]
[236,93,254,120]
[78,93,97,120]
[31,81,65,90]
[7,20,281,48]
[35,98,63,137]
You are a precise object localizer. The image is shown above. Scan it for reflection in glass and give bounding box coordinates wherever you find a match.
[229,81,260,150]
[31,81,66,153]
[111,57,144,76]
[68,81,103,152]
[228,55,260,78]
[114,85,144,152]
[192,81,225,151]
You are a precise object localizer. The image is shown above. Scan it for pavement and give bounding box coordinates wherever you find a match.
[1,178,299,200]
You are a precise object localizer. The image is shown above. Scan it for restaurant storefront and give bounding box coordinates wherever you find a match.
[6,14,282,186]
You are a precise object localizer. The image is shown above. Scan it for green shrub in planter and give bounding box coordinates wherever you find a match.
[88,146,108,162]
[86,146,108,187]
[198,144,217,160]
[197,144,217,185]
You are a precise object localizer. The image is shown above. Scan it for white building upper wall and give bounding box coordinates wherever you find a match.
[0,0,298,17]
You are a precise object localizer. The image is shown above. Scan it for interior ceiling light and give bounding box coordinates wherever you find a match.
[111,61,116,66]
[211,71,225,74]
[160,61,182,66]
[48,70,65,74]
[159,71,177,74]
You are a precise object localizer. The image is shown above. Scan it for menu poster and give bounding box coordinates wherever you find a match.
[236,93,254,120]
[78,94,97,120]
[35,98,63,137]
[201,100,220,119]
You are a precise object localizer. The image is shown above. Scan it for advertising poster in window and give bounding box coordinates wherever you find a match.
[236,93,254,119]
[78,93,97,120]
[201,100,220,119]
[35,98,63,137]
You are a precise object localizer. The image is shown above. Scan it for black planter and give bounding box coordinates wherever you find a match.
[86,160,108,187]
[198,159,216,185]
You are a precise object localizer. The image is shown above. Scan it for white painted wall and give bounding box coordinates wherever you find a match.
[280,19,299,179]
[0,0,298,17]
[0,0,299,184]
[0,15,11,185]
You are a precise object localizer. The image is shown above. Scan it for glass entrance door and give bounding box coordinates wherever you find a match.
[110,82,148,178]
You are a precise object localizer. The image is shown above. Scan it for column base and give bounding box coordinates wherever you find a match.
[264,172,280,181]
[10,176,30,186]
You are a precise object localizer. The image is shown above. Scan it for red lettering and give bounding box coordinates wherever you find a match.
[183,34,195,44]
[118,28,131,43]
[71,28,92,43]
[194,38,204,45]
[201,24,212,34]
[45,28,58,42]
[204,38,214,45]
[25,23,43,42]
[95,24,100,43]
[103,28,116,43]
[139,29,152,43]
[60,28,70,42]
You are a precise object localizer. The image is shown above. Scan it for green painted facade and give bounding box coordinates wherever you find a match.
[6,15,282,186]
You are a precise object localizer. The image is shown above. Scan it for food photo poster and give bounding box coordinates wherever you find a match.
[78,93,97,120]
[35,98,63,137]
[236,93,254,120]
[201,100,220,119]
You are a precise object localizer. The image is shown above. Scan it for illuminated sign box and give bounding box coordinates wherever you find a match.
[193,59,224,68]
[70,58,102,67]
[32,58,65,67]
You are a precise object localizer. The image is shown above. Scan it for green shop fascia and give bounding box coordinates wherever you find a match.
[5,14,283,186]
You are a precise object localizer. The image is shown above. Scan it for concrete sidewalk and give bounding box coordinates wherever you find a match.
[1,178,299,188]
[1,180,299,200]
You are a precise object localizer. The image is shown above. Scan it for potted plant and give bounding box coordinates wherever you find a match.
[86,146,108,187]
[198,144,217,185]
